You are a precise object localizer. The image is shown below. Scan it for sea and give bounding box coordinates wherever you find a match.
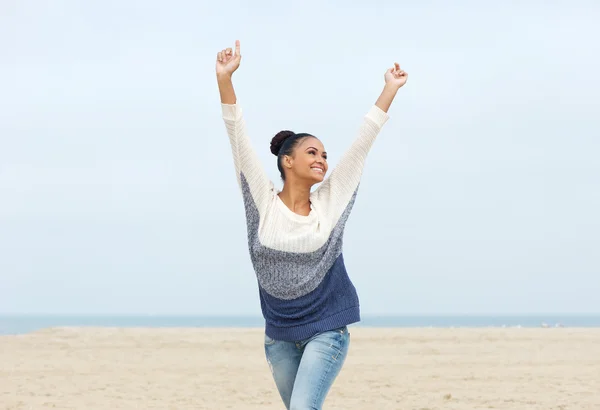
[1,314,600,335]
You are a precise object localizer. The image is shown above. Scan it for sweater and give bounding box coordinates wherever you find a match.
[222,103,389,341]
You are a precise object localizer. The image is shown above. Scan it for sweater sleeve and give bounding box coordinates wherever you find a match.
[222,103,274,215]
[313,105,390,223]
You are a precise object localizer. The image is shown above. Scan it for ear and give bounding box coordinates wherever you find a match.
[283,155,293,169]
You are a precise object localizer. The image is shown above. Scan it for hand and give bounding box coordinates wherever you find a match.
[384,62,408,89]
[216,40,242,77]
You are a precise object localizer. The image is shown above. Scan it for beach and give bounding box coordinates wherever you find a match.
[1,327,599,409]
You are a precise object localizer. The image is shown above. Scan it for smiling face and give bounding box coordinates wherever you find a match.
[283,136,328,185]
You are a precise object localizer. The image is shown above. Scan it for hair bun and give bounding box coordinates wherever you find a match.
[270,130,295,156]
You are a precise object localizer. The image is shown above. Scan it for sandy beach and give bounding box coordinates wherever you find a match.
[1,327,599,409]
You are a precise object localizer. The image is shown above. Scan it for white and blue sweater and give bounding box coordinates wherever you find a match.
[222,103,389,341]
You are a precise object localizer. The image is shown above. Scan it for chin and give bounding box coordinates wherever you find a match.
[303,175,323,186]
[303,169,326,185]
[311,174,325,184]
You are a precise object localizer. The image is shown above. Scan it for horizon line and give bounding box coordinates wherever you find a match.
[2,313,600,317]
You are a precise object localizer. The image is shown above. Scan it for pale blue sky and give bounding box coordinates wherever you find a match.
[1,1,599,315]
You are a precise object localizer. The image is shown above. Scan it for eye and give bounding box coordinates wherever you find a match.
[308,150,316,155]
[322,155,328,160]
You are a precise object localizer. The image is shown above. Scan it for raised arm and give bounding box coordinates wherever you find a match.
[314,63,408,222]
[217,41,273,214]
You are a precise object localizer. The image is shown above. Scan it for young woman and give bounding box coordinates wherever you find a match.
[216,40,407,409]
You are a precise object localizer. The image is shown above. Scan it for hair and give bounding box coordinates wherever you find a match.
[270,131,313,181]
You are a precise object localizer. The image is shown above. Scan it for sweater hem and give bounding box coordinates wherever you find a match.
[265,306,360,342]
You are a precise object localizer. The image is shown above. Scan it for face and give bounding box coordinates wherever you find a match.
[284,137,328,184]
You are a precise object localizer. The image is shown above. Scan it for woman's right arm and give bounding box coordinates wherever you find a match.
[217,41,273,213]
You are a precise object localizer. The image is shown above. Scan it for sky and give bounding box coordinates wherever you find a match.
[1,0,599,316]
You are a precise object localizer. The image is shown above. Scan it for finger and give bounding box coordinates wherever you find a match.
[395,62,400,70]
[226,47,232,56]
[222,49,228,62]
[235,39,241,56]
[217,51,223,62]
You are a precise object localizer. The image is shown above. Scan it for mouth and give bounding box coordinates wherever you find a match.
[311,167,324,174]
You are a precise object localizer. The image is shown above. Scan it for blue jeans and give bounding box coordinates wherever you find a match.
[264,326,350,410]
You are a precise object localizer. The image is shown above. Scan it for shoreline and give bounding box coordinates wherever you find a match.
[3,325,598,337]
[3,314,600,336]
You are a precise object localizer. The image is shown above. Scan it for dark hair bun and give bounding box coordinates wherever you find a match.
[270,130,295,156]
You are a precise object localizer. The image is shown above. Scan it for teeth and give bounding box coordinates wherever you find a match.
[311,168,323,173]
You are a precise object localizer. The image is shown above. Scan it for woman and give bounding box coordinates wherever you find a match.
[216,40,407,409]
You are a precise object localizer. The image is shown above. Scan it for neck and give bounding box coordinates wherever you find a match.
[278,180,312,216]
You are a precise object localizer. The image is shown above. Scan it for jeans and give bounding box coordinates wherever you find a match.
[264,326,350,410]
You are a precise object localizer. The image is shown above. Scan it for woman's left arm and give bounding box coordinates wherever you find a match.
[313,63,408,222]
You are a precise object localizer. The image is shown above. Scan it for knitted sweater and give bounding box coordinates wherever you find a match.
[222,103,389,341]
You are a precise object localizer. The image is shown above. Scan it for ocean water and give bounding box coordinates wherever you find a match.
[1,314,600,335]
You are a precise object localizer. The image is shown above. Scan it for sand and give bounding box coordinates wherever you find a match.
[1,327,599,409]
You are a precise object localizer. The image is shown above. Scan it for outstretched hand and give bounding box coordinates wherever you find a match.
[216,40,241,77]
[384,63,408,89]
